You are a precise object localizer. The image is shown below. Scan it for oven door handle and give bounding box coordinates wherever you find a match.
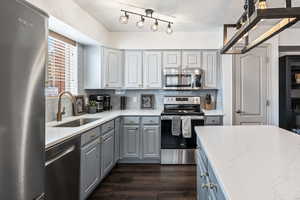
[161,116,204,120]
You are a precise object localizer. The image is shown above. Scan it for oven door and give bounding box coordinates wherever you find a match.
[164,74,192,89]
[160,115,204,164]
[161,116,203,149]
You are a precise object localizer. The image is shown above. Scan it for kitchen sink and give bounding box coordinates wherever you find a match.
[54,118,101,127]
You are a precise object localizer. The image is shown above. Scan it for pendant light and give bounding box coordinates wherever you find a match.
[221,0,300,54]
[136,16,145,28]
[166,23,173,34]
[119,12,129,24]
[257,0,267,10]
[151,20,159,32]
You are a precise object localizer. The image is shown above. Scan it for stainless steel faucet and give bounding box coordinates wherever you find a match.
[56,91,75,121]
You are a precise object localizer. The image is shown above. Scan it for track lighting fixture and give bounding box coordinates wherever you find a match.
[119,9,174,34]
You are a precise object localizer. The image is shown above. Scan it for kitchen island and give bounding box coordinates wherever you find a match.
[195,125,300,200]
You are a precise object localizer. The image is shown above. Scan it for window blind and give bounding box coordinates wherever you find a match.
[46,31,77,96]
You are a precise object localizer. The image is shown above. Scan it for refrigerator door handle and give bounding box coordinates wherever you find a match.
[45,146,75,167]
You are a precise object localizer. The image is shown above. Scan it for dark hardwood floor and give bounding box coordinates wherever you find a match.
[88,164,196,200]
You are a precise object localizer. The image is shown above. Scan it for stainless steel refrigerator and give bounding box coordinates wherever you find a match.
[0,0,48,199]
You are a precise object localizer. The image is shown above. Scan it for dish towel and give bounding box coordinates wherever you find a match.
[181,116,192,138]
[172,116,181,136]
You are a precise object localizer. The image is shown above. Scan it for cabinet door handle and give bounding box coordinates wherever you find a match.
[200,172,208,178]
[210,183,218,190]
[201,183,210,189]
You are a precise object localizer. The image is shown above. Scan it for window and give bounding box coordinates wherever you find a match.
[46,31,78,96]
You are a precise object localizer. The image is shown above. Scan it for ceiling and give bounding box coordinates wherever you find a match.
[74,0,299,32]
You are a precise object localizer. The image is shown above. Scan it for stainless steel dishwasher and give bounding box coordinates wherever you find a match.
[45,136,81,200]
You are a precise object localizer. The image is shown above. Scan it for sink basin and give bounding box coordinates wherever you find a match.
[54,118,101,127]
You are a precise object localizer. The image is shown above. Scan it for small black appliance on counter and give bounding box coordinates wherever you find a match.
[89,94,111,112]
[120,96,127,110]
[103,95,111,111]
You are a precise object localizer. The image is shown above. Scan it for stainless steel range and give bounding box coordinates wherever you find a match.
[161,96,204,164]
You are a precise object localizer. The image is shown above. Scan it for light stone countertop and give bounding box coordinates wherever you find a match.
[46,108,223,149]
[202,109,223,116]
[46,109,162,149]
[195,125,300,200]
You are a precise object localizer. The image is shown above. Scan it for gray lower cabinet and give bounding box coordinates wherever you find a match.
[80,138,100,200]
[101,129,115,179]
[114,118,121,163]
[196,138,226,200]
[123,125,140,159]
[142,125,160,159]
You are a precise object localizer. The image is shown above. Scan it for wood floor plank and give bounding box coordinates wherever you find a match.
[88,164,196,200]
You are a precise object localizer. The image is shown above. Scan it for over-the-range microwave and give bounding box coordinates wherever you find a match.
[164,70,202,90]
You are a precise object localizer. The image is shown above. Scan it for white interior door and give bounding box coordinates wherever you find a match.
[234,47,269,125]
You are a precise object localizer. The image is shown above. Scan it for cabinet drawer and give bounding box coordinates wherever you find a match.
[123,117,140,125]
[81,127,100,146]
[141,117,159,125]
[101,120,114,134]
[205,116,222,125]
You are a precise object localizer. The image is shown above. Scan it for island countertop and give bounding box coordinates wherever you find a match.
[195,125,300,200]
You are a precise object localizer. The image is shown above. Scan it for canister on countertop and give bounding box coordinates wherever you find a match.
[120,96,127,110]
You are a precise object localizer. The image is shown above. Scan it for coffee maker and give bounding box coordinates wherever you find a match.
[89,94,104,112]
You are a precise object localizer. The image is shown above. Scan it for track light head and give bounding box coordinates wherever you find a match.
[119,12,129,24]
[166,23,173,34]
[136,16,145,28]
[151,20,159,32]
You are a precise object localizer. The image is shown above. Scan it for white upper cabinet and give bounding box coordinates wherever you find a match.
[103,48,123,88]
[83,46,102,89]
[143,51,162,89]
[202,51,218,88]
[124,51,143,89]
[163,51,181,69]
[182,51,202,69]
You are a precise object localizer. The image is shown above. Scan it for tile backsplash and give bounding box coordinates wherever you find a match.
[85,89,221,111]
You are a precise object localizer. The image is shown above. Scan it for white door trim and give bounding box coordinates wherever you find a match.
[232,44,272,125]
